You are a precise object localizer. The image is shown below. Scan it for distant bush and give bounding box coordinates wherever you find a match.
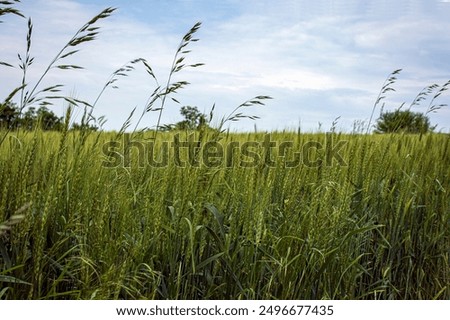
[375,109,435,134]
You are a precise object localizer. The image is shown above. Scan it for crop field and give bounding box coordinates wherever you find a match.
[0,128,448,299]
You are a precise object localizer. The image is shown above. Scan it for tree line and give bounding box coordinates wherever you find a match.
[0,101,436,133]
[0,102,97,131]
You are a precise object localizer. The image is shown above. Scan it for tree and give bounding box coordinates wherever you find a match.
[160,106,208,131]
[35,107,63,131]
[0,102,19,129]
[0,103,64,131]
[22,107,37,130]
[71,122,98,131]
[178,106,207,130]
[375,109,435,134]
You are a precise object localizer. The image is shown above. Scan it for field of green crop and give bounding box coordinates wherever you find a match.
[0,126,448,299]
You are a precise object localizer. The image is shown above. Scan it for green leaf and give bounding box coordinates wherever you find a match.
[196,252,224,270]
[0,275,31,285]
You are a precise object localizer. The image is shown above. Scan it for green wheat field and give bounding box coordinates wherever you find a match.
[0,128,448,299]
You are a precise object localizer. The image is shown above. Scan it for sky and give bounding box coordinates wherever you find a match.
[1,0,450,132]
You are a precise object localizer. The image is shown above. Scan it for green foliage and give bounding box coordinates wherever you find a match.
[179,106,206,129]
[0,102,63,130]
[71,122,98,131]
[375,109,435,134]
[0,102,19,129]
[160,106,208,131]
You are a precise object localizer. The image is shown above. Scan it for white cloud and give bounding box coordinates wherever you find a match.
[1,0,449,132]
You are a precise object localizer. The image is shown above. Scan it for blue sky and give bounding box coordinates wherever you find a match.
[1,0,450,132]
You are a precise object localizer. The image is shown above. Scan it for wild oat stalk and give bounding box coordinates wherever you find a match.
[84,58,150,130]
[112,22,272,140]
[0,0,24,70]
[150,21,204,139]
[1,7,116,114]
[408,83,439,110]
[93,58,150,108]
[366,69,402,134]
[217,95,273,132]
[425,79,450,115]
[110,22,204,138]
[0,0,23,22]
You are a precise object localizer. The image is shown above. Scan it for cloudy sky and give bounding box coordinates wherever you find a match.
[1,0,450,132]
